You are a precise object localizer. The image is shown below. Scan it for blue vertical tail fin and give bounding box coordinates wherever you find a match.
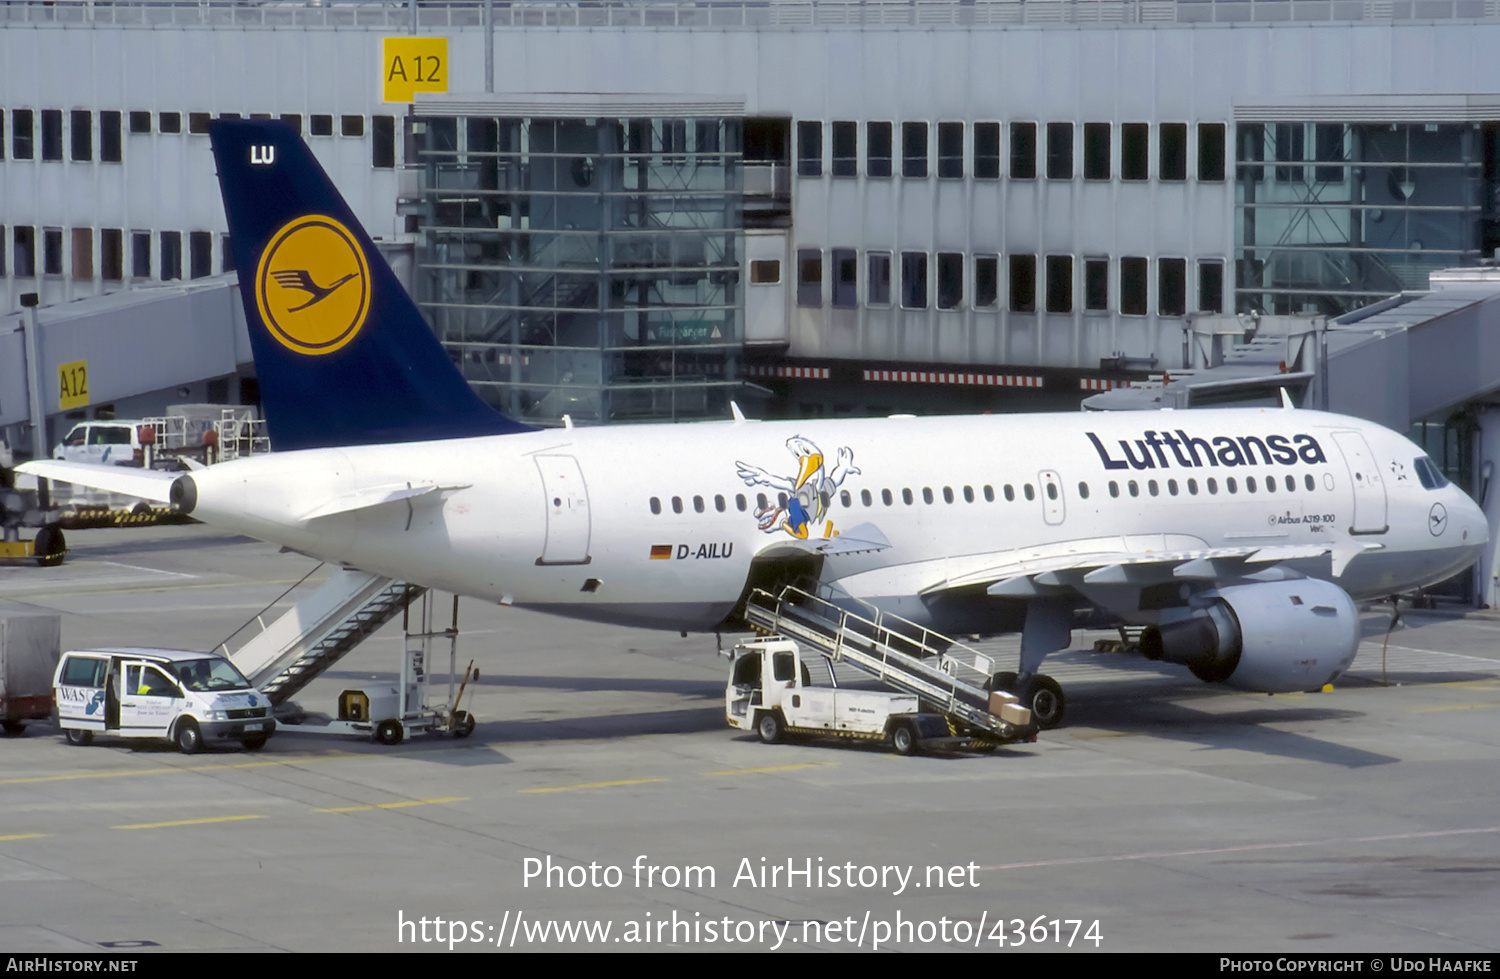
[210,118,529,450]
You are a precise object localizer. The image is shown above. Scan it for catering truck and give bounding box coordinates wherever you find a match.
[54,648,275,752]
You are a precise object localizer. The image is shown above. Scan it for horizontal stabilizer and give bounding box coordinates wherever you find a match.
[14,460,178,503]
[299,482,469,522]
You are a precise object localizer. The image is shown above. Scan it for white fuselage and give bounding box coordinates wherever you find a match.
[180,407,1488,634]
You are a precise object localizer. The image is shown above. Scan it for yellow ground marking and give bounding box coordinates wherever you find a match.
[708,762,835,775]
[316,797,467,812]
[0,753,364,786]
[521,778,666,794]
[115,814,266,830]
[1411,701,1500,713]
[0,834,49,841]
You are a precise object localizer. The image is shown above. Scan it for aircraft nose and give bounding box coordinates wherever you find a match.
[1457,491,1489,550]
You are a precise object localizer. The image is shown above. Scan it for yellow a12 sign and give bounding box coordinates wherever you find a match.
[383,37,449,103]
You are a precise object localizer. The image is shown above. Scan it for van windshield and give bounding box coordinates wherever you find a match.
[168,658,252,692]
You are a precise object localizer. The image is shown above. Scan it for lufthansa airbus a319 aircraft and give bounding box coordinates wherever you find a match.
[21,120,1489,729]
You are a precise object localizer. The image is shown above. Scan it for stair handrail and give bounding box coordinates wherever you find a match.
[212,562,328,660]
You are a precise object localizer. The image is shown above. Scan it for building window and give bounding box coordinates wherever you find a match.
[221,233,236,273]
[188,112,211,135]
[341,115,364,137]
[797,120,822,177]
[1159,258,1186,316]
[901,252,927,309]
[937,252,963,309]
[12,109,33,159]
[1274,123,1304,182]
[1121,123,1148,180]
[280,113,303,135]
[1009,254,1036,312]
[832,121,857,177]
[70,110,92,162]
[1010,122,1036,179]
[975,256,999,308]
[131,231,151,278]
[1198,122,1226,181]
[797,248,822,306]
[41,110,62,160]
[1045,255,1073,313]
[1085,258,1109,311]
[161,231,182,281]
[1198,260,1224,313]
[190,231,212,279]
[0,110,5,162]
[1046,122,1073,180]
[868,252,891,305]
[750,260,781,284]
[101,229,123,281]
[159,112,181,134]
[902,122,928,178]
[129,111,151,134]
[937,121,963,178]
[1160,123,1187,181]
[71,228,93,280]
[1120,256,1148,315]
[867,122,892,177]
[100,111,121,163]
[43,228,63,275]
[372,115,396,169]
[832,249,857,308]
[13,226,36,277]
[974,122,1000,180]
[1237,123,1265,182]
[1083,122,1110,180]
[1314,123,1345,183]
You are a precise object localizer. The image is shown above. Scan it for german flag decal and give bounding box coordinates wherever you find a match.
[649,545,673,560]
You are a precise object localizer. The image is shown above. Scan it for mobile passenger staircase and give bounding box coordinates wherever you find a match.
[742,584,1034,743]
[215,566,424,705]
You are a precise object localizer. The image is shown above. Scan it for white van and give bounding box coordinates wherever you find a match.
[54,648,275,753]
[52,421,148,467]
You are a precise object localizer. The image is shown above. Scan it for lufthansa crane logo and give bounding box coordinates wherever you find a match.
[254,215,370,356]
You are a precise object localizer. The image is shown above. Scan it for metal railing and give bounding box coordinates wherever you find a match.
[6,0,1499,30]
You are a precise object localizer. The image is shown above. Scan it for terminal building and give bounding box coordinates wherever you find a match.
[5,0,1500,600]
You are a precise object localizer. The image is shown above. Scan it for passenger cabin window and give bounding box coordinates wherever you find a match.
[650,497,661,514]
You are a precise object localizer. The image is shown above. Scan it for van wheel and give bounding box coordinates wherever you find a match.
[175,719,202,754]
[756,711,785,745]
[375,719,404,746]
[65,728,94,746]
[891,723,917,756]
[242,735,268,752]
[34,527,66,568]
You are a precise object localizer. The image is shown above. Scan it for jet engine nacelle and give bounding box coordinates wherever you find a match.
[1139,579,1360,693]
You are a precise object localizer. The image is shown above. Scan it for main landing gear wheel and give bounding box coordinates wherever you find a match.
[985,671,1066,730]
[1019,675,1066,730]
[756,711,785,745]
[375,719,404,746]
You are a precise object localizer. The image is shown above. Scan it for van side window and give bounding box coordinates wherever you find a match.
[62,656,107,687]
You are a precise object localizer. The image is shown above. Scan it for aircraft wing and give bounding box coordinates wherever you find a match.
[14,460,179,503]
[921,534,1381,600]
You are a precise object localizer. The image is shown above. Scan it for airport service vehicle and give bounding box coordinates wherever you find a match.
[727,636,1034,755]
[0,607,61,734]
[53,421,149,467]
[19,119,1490,732]
[53,648,275,752]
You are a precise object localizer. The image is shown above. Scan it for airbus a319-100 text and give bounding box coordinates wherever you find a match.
[20,119,1488,728]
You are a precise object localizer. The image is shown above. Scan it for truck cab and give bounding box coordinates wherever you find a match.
[54,648,275,753]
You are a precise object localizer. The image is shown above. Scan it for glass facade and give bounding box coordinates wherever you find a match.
[415,114,744,425]
[1236,121,1499,317]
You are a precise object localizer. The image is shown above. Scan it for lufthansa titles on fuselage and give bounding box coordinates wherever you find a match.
[1087,430,1329,472]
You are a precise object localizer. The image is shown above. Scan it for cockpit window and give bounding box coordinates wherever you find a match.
[1413,456,1449,490]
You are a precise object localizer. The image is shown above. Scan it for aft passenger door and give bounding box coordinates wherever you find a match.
[534,454,592,565]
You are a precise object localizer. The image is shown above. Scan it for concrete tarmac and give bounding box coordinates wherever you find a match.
[3,524,1499,953]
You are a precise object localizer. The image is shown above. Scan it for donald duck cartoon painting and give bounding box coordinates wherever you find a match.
[735,436,861,539]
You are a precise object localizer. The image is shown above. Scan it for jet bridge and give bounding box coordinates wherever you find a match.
[743,584,1033,744]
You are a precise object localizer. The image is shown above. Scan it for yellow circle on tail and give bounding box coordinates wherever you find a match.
[254,215,370,356]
